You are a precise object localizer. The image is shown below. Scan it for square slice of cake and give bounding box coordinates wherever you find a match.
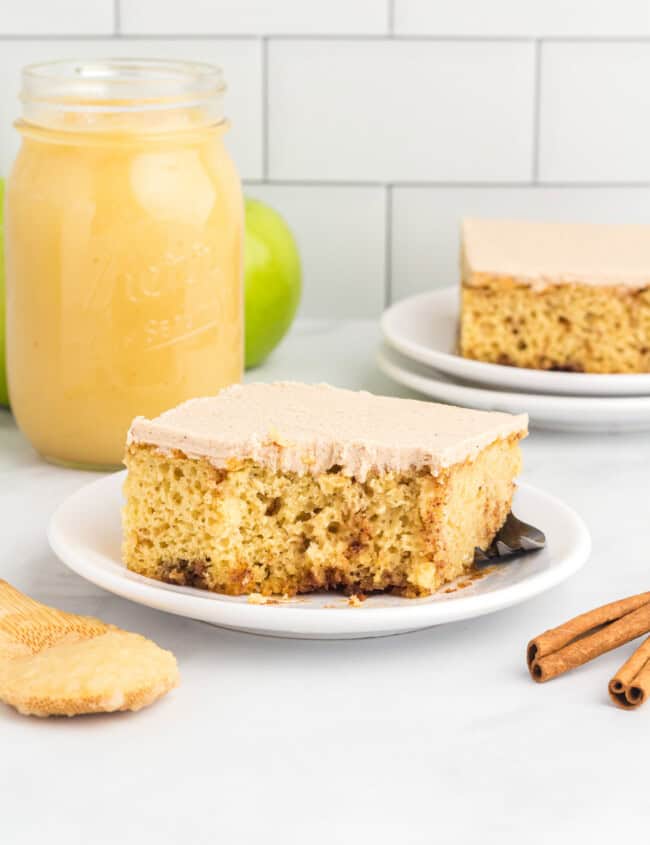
[459,218,650,374]
[123,383,527,597]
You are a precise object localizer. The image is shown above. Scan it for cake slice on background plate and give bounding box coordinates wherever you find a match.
[459,218,650,374]
[123,383,527,598]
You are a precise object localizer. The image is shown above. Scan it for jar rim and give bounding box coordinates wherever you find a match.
[21,58,226,113]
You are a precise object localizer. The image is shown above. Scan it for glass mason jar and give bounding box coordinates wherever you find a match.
[5,59,243,469]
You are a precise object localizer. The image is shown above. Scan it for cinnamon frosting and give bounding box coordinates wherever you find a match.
[462,218,650,290]
[127,382,527,480]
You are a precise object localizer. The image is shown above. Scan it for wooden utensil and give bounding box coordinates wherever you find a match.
[0,580,179,717]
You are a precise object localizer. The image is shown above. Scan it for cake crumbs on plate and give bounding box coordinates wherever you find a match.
[247,592,292,605]
[347,593,367,607]
[247,593,273,605]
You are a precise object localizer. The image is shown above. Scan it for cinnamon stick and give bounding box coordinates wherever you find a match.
[527,592,650,683]
[608,636,650,709]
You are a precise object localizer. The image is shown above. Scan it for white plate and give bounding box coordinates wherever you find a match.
[378,343,650,433]
[381,287,650,397]
[47,471,590,640]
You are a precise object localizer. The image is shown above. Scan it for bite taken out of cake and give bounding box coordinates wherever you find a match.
[459,218,650,374]
[122,383,527,598]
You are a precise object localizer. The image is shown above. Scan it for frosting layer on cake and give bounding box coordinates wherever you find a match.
[462,218,650,290]
[127,382,527,480]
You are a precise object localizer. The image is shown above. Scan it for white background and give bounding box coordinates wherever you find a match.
[1,0,649,317]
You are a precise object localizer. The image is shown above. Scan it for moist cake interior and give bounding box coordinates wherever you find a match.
[122,383,527,597]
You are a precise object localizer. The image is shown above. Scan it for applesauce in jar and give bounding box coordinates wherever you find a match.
[5,59,243,468]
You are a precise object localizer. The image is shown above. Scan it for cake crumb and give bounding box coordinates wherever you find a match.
[247,593,272,605]
[247,592,293,605]
[347,593,367,607]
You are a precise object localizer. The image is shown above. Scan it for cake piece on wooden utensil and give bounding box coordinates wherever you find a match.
[459,218,650,374]
[123,383,527,597]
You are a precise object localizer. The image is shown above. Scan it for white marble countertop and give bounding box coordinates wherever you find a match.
[2,320,649,845]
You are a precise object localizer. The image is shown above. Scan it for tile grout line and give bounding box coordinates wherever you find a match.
[1,33,650,43]
[243,178,650,189]
[531,38,542,182]
[261,36,269,180]
[113,0,121,36]
[384,185,393,308]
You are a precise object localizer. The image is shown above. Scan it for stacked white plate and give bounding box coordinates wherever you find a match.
[379,287,650,433]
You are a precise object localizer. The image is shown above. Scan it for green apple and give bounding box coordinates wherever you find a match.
[244,197,301,369]
[0,178,7,408]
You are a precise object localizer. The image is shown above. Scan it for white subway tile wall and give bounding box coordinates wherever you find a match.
[394,0,650,37]
[121,0,388,35]
[0,1,114,35]
[1,1,649,317]
[246,186,386,318]
[267,40,535,183]
[539,42,650,183]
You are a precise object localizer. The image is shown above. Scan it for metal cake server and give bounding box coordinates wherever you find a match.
[474,513,546,567]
